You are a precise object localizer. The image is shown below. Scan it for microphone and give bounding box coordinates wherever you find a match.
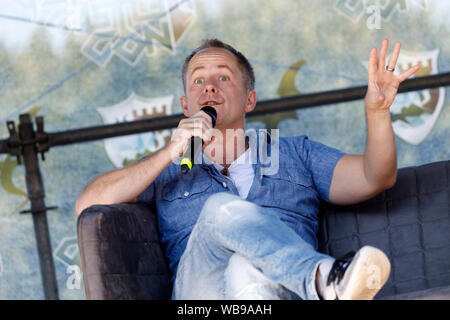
[180,106,217,174]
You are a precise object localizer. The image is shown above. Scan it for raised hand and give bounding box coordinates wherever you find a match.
[365,39,419,112]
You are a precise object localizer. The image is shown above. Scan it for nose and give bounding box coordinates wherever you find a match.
[204,83,217,94]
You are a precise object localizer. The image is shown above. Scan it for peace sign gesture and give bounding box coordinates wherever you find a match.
[364,39,419,112]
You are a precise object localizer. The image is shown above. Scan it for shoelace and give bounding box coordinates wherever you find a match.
[326,250,356,286]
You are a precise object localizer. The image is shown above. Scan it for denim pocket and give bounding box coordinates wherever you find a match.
[258,167,316,215]
[266,169,313,188]
[159,178,213,234]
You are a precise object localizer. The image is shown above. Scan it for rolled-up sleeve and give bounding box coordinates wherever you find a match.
[294,135,346,202]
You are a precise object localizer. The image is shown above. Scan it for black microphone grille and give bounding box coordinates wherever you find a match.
[200,106,217,128]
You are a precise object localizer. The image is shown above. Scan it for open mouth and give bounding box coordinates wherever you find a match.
[201,100,222,106]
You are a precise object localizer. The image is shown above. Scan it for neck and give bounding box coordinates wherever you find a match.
[203,127,248,168]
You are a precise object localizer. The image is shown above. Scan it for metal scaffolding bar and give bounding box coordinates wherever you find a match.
[18,114,59,300]
[3,72,447,151]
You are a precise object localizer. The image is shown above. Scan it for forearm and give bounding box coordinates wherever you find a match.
[363,108,397,190]
[75,145,174,215]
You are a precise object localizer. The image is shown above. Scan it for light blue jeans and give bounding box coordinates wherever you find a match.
[172,192,333,300]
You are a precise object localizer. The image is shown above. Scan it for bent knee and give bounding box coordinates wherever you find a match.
[206,192,240,206]
[200,192,239,222]
[200,192,260,226]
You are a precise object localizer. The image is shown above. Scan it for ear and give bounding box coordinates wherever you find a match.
[244,90,257,113]
[180,96,190,117]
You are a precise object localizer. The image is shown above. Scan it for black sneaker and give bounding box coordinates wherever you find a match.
[327,246,391,300]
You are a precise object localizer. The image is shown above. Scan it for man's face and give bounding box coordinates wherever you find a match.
[181,47,256,131]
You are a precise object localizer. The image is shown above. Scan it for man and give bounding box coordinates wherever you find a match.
[76,38,419,300]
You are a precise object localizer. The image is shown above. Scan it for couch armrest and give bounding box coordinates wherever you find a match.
[77,203,172,300]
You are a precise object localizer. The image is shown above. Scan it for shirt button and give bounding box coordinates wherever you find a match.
[222,182,227,188]
[184,191,189,197]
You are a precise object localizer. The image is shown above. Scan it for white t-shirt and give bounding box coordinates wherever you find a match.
[212,147,255,199]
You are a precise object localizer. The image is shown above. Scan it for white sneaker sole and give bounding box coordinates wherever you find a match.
[337,246,391,300]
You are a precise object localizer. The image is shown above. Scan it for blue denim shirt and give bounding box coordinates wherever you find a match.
[137,130,346,280]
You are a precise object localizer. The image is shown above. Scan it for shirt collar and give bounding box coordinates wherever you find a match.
[211,144,252,173]
[200,129,273,172]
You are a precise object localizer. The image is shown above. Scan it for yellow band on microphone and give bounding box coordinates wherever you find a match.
[181,157,193,171]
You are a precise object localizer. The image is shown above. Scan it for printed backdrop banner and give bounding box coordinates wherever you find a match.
[0,0,448,299]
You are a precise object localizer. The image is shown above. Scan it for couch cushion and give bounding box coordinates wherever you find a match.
[317,160,450,298]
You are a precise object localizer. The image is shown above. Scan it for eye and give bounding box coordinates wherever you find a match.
[219,75,229,81]
[194,78,204,85]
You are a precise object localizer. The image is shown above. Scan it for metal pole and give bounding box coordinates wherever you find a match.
[250,71,450,116]
[47,113,184,147]
[45,72,450,147]
[1,72,449,152]
[18,114,59,300]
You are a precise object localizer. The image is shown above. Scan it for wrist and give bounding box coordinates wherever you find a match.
[365,106,392,119]
[164,140,183,162]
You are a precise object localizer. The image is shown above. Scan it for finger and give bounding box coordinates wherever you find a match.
[202,135,216,151]
[378,39,389,71]
[175,123,199,140]
[203,128,213,142]
[192,118,214,141]
[191,112,212,128]
[192,110,214,128]
[199,117,213,130]
[368,47,378,82]
[200,110,215,127]
[186,116,212,131]
[177,118,195,132]
[177,118,187,127]
[398,64,420,82]
[387,42,401,71]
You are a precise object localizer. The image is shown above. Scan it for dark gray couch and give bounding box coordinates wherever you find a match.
[77,160,450,300]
